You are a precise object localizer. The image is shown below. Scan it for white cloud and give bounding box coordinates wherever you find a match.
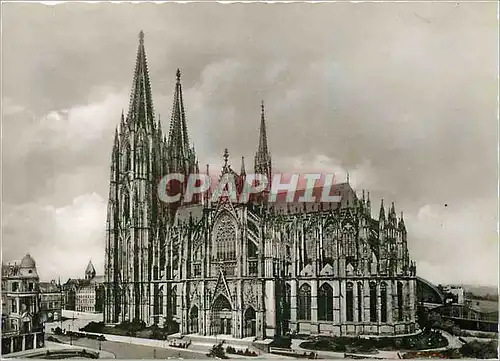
[407,200,498,286]
[3,91,128,163]
[38,91,128,150]
[275,154,378,191]
[2,193,107,281]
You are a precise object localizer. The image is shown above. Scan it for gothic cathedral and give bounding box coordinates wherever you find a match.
[104,32,418,339]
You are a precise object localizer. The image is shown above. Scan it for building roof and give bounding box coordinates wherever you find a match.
[64,275,105,289]
[90,275,105,284]
[39,281,61,293]
[2,254,39,279]
[20,254,36,268]
[267,182,358,214]
[175,182,360,223]
[85,260,96,275]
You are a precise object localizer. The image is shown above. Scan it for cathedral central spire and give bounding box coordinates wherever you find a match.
[254,101,272,184]
[258,101,269,156]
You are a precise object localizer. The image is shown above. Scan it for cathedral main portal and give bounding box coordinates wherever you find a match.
[210,295,232,335]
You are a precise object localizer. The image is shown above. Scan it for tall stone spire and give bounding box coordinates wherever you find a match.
[254,101,272,183]
[126,30,155,133]
[379,199,386,223]
[240,156,246,177]
[166,69,196,177]
[105,31,163,326]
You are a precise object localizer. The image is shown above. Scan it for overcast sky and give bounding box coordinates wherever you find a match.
[2,2,498,287]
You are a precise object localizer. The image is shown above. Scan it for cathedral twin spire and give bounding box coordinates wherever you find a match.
[116,31,274,204]
[119,30,197,174]
[126,30,156,134]
[167,69,197,176]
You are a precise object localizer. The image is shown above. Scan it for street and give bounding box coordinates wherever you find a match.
[49,334,209,359]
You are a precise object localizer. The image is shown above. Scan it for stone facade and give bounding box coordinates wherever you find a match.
[103,32,418,338]
[1,254,45,354]
[166,193,417,339]
[39,280,63,322]
[63,261,105,313]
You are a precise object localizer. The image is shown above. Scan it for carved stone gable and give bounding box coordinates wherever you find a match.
[346,262,355,276]
[319,264,334,276]
[244,282,257,308]
[299,264,314,277]
[213,270,231,303]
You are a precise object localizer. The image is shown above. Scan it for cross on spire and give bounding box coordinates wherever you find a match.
[223,148,229,166]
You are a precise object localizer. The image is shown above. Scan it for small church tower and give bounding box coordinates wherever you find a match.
[85,260,96,280]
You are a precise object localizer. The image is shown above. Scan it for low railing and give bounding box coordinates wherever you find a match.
[1,330,19,338]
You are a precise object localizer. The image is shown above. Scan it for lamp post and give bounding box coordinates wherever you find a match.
[69,317,74,346]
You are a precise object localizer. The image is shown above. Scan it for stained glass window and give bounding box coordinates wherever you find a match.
[344,225,356,258]
[381,282,387,322]
[370,282,377,322]
[346,282,354,322]
[318,283,334,321]
[357,283,363,322]
[397,282,403,321]
[322,225,337,265]
[215,214,236,261]
[298,284,311,320]
[305,230,316,263]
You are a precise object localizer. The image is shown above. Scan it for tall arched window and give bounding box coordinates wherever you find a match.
[298,284,311,320]
[369,282,377,322]
[318,283,334,321]
[305,230,316,264]
[247,240,258,258]
[215,214,236,261]
[357,283,363,322]
[344,226,356,258]
[322,225,337,266]
[192,246,202,278]
[346,282,354,322]
[370,252,378,275]
[158,287,163,315]
[283,283,292,321]
[397,282,403,321]
[171,286,177,316]
[380,282,387,322]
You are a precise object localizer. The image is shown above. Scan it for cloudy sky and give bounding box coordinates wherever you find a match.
[2,2,498,287]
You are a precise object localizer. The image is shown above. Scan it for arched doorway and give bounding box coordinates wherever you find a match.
[189,306,199,334]
[244,307,256,337]
[211,295,232,335]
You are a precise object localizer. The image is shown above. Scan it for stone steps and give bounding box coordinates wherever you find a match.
[178,333,258,348]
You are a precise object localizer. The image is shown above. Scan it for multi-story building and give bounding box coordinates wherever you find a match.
[75,262,105,313]
[62,279,78,311]
[63,261,105,313]
[1,254,45,354]
[39,280,63,322]
[441,285,465,305]
[104,31,418,338]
